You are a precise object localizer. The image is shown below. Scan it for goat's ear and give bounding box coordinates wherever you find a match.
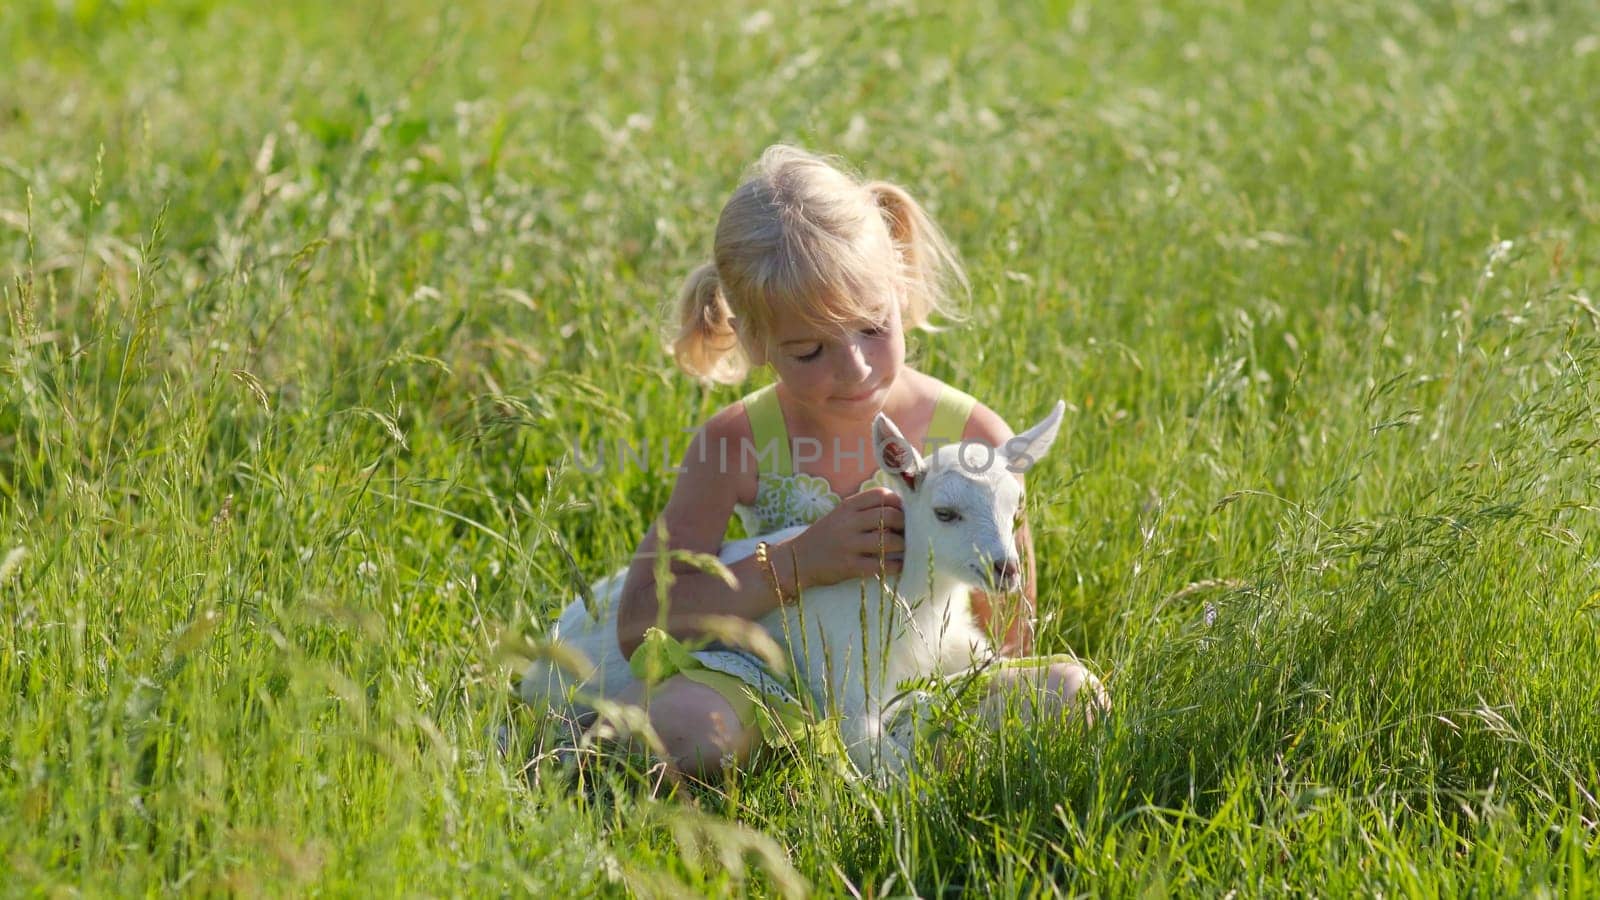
[1003,400,1066,473]
[872,412,925,492]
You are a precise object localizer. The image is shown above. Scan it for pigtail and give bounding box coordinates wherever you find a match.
[669,262,749,385]
[865,181,970,330]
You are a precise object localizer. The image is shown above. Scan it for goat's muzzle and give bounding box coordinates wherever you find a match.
[993,558,1023,593]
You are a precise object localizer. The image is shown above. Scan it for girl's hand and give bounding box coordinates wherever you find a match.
[778,487,905,588]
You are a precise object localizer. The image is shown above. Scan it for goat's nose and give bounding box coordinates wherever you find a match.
[993,559,1022,589]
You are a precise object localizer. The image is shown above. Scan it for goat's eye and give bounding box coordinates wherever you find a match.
[934,507,961,523]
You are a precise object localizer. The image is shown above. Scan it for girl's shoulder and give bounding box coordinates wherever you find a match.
[689,395,760,507]
[957,392,1016,445]
[907,370,1017,447]
[701,393,758,439]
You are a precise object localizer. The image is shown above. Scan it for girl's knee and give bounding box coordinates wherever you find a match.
[623,676,760,779]
[1045,661,1109,722]
[978,660,1109,727]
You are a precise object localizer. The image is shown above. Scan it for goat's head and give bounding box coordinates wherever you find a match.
[872,400,1066,594]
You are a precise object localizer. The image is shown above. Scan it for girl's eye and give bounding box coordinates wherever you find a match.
[795,346,822,362]
[859,323,887,337]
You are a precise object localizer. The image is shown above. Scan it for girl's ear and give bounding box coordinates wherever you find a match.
[1003,400,1066,473]
[873,412,925,492]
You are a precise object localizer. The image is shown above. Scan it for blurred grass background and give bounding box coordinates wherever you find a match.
[2,0,1598,894]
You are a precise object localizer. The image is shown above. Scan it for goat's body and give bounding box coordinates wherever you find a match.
[522,524,989,776]
[757,541,989,773]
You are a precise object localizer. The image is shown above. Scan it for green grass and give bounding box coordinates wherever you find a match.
[3,0,1598,894]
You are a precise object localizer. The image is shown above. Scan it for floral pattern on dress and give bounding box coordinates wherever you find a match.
[735,469,896,535]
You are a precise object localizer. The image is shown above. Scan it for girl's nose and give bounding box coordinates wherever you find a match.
[839,336,873,379]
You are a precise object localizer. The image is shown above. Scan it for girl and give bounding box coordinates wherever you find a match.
[606,145,1105,780]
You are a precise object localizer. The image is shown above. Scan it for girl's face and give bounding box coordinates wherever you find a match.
[764,291,906,424]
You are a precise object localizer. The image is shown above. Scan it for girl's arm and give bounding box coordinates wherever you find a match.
[972,514,1036,655]
[614,406,798,659]
[961,401,1039,656]
[613,406,909,659]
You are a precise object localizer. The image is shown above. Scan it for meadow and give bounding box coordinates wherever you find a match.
[3,0,1598,894]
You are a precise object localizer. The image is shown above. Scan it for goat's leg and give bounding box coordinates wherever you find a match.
[838,703,924,782]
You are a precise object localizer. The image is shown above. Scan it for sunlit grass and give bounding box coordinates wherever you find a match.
[2,0,1597,893]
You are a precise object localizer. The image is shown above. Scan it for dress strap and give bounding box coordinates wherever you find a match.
[739,383,791,476]
[926,383,978,450]
[742,381,975,475]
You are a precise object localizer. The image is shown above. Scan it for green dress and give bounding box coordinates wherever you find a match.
[730,381,979,536]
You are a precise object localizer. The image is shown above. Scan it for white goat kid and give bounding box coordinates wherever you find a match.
[523,400,1072,778]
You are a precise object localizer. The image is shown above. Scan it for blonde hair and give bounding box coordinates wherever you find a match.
[669,145,969,385]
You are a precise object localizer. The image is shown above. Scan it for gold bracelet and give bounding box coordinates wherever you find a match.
[754,540,788,605]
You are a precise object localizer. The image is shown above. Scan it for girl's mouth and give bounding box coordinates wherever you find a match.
[837,383,881,403]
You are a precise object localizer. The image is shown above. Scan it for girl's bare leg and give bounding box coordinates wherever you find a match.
[615,675,760,781]
[974,661,1109,728]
